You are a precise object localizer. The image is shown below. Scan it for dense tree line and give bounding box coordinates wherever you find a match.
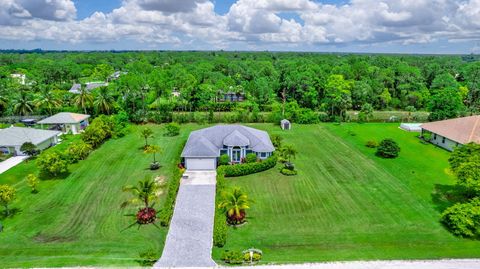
[0,51,478,122]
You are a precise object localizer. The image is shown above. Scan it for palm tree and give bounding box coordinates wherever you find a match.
[74,86,93,114]
[13,91,34,116]
[218,187,252,225]
[281,144,297,162]
[140,127,154,148]
[94,87,114,115]
[121,176,165,209]
[35,88,61,115]
[0,91,8,115]
[144,145,161,164]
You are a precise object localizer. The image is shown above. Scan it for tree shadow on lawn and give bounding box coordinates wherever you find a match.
[431,184,470,212]
[38,171,71,181]
[0,208,22,221]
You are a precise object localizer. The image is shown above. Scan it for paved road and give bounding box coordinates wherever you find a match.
[0,156,28,174]
[155,171,217,268]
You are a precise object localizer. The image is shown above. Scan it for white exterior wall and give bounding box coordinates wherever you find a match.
[430,133,460,152]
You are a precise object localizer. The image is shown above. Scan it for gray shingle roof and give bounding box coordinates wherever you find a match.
[0,127,60,147]
[181,125,275,157]
[38,112,90,124]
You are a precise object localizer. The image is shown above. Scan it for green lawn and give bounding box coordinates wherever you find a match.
[0,124,197,268]
[213,123,480,263]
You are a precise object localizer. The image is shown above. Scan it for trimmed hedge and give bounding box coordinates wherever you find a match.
[159,166,184,226]
[213,166,228,247]
[221,155,277,177]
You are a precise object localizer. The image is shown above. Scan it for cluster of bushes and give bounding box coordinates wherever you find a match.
[213,166,228,247]
[36,114,129,177]
[164,122,180,137]
[365,140,379,148]
[158,165,184,226]
[221,249,263,264]
[441,198,480,238]
[280,162,297,176]
[221,155,277,177]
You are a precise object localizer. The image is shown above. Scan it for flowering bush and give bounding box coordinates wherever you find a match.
[136,207,157,225]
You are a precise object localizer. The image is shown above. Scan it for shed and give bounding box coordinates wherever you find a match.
[281,119,291,130]
[400,123,422,132]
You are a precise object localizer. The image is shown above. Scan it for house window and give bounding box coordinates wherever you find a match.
[434,134,437,140]
[260,152,267,158]
[442,137,446,144]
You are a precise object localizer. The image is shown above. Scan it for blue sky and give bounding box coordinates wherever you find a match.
[1,0,479,54]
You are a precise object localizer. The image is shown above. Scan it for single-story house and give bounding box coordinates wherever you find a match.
[421,115,480,151]
[38,112,90,135]
[181,125,275,170]
[0,127,61,156]
[69,82,108,94]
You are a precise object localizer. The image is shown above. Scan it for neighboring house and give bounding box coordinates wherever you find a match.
[421,115,480,151]
[10,73,26,85]
[216,91,245,102]
[108,71,127,81]
[38,112,90,135]
[0,127,61,156]
[181,125,275,170]
[69,82,108,94]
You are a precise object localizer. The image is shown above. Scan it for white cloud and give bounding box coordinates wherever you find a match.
[0,0,480,51]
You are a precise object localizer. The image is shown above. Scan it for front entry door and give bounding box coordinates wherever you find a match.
[232,148,241,163]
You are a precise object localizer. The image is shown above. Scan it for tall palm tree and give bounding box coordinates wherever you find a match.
[35,88,61,115]
[74,86,93,114]
[218,187,252,224]
[13,91,34,116]
[94,87,114,115]
[121,176,164,209]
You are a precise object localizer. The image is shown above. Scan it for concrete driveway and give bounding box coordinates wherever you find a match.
[0,156,28,174]
[155,170,217,268]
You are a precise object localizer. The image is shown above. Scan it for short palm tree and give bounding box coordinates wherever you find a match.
[94,87,114,115]
[13,91,34,116]
[281,144,297,162]
[121,176,166,225]
[218,187,252,225]
[140,127,154,148]
[144,145,161,170]
[74,86,93,114]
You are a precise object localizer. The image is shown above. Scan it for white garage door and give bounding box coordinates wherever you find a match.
[185,158,216,170]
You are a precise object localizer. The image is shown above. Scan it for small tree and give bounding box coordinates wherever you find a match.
[455,161,480,195]
[376,139,400,158]
[140,128,154,149]
[164,122,180,137]
[144,145,161,170]
[280,144,297,162]
[441,198,480,238]
[26,174,39,193]
[0,185,16,216]
[66,140,92,163]
[36,151,68,177]
[218,187,252,225]
[20,142,39,158]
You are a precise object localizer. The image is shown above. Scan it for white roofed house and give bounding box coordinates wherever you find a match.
[181,125,275,170]
[38,112,90,135]
[0,127,61,156]
[69,82,108,94]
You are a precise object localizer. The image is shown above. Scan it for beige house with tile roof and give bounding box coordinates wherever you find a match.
[38,112,90,135]
[421,115,480,151]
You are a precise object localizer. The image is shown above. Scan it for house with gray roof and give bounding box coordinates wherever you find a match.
[181,125,275,170]
[0,127,61,156]
[69,82,108,94]
[38,112,90,135]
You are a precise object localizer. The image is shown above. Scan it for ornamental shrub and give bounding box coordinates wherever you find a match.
[137,249,158,266]
[36,151,68,177]
[219,154,230,166]
[245,153,257,163]
[66,140,92,163]
[222,155,277,177]
[164,122,180,137]
[20,142,39,158]
[376,139,400,158]
[26,174,39,193]
[281,168,297,176]
[213,167,228,247]
[365,140,378,148]
[221,250,244,264]
[441,198,480,238]
[158,166,183,226]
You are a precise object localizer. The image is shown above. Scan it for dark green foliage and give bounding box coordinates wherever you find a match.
[164,122,180,137]
[376,139,400,158]
[441,198,480,238]
[449,143,480,173]
[221,250,244,264]
[158,166,183,226]
[20,142,39,157]
[270,134,283,148]
[222,155,277,177]
[245,153,257,163]
[280,168,297,176]
[214,167,228,247]
[219,154,230,166]
[428,87,466,121]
